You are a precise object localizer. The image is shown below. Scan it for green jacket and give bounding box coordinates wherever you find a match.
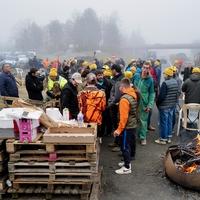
[136,76,155,109]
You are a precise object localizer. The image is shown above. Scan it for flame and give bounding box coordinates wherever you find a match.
[183,163,198,173]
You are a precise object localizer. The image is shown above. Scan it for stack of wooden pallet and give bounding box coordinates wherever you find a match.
[0,139,9,199]
[6,124,100,200]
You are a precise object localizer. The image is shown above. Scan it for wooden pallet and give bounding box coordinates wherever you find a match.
[8,161,98,174]
[7,171,101,200]
[9,171,93,183]
[6,139,99,163]
[7,184,90,200]
[6,138,97,153]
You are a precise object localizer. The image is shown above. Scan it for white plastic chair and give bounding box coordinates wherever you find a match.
[177,103,200,136]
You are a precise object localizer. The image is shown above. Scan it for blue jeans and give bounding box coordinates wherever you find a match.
[159,107,174,141]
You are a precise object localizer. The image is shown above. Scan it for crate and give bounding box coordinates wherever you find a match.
[18,119,39,132]
[43,125,97,145]
[19,119,39,142]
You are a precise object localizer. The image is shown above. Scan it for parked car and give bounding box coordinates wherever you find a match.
[17,55,29,64]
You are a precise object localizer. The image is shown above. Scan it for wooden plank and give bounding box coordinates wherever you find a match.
[47,126,96,134]
[6,139,15,153]
[6,138,45,153]
[43,133,95,144]
[13,177,92,183]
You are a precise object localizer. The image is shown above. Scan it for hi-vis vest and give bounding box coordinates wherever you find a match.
[47,76,67,91]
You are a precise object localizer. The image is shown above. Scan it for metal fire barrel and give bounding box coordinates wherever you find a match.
[164,150,200,190]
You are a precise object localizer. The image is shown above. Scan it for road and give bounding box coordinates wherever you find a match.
[100,107,200,200]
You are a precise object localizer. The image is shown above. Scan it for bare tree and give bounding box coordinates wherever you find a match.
[72,8,101,51]
[102,14,122,53]
[15,22,43,51]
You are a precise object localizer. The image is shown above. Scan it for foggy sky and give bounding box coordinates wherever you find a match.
[0,0,199,45]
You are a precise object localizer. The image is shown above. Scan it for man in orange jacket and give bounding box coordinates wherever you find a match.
[114,78,138,174]
[78,73,106,139]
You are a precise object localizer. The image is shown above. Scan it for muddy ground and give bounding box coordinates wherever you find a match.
[100,108,200,200]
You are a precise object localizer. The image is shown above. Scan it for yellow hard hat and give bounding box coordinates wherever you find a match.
[49,68,58,77]
[130,66,136,74]
[103,69,112,77]
[170,66,177,73]
[124,71,133,79]
[192,67,200,73]
[82,61,89,67]
[102,65,110,70]
[89,63,97,70]
[163,67,173,77]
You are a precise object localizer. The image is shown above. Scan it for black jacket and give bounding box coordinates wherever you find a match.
[182,73,200,104]
[108,73,124,106]
[96,78,112,102]
[25,73,43,101]
[61,81,79,119]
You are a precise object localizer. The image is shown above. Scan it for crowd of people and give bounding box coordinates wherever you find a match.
[0,57,200,175]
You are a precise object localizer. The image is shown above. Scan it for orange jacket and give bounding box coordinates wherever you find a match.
[43,59,49,69]
[116,87,138,134]
[78,86,106,125]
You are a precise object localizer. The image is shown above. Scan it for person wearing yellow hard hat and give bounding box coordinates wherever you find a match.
[168,66,182,96]
[102,65,110,70]
[82,61,90,68]
[102,65,112,79]
[89,63,97,72]
[192,67,200,73]
[103,69,112,79]
[124,71,133,79]
[163,67,174,77]
[155,67,179,145]
[182,67,200,104]
[47,67,67,99]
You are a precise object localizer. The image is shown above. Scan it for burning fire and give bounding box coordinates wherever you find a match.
[183,134,200,173]
[183,163,198,173]
[172,134,200,174]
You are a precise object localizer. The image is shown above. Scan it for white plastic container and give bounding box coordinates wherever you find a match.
[63,108,70,121]
[46,108,63,121]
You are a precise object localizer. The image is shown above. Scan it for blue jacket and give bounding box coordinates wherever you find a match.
[154,66,161,86]
[0,72,19,97]
[132,67,142,86]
